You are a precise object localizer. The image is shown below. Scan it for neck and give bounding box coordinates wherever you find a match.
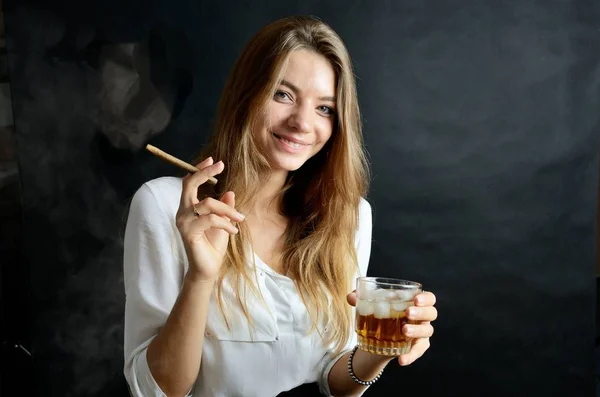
[251,170,288,217]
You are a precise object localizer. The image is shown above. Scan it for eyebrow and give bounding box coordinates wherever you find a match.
[280,79,336,102]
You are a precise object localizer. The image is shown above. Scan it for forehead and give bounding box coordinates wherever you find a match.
[280,50,336,95]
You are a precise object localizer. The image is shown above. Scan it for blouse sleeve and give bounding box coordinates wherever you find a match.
[317,198,373,396]
[122,182,191,397]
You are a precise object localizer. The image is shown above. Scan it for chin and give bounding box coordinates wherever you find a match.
[269,157,306,172]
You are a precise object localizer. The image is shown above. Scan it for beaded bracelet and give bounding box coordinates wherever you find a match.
[347,345,385,386]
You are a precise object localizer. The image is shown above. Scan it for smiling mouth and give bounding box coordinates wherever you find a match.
[272,133,308,148]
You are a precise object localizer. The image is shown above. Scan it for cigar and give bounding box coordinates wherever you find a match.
[145,144,218,185]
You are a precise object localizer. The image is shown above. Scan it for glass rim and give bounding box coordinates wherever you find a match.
[357,276,422,289]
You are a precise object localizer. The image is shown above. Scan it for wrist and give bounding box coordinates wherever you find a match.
[328,346,393,395]
[354,347,395,368]
[347,347,393,386]
[184,270,217,288]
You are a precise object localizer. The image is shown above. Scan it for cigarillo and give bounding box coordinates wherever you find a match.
[145,144,218,185]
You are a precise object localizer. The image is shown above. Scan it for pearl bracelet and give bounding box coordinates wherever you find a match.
[347,345,385,386]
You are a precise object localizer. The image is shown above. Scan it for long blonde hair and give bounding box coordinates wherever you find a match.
[195,15,370,354]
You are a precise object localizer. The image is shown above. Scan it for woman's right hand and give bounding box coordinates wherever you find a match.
[175,157,245,282]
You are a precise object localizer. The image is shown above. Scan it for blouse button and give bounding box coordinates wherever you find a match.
[205,331,211,337]
[275,336,279,341]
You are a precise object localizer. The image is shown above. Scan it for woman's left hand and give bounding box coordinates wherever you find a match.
[347,290,437,367]
[398,291,437,366]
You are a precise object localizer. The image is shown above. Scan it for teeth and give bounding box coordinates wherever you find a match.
[282,138,302,148]
[276,135,304,148]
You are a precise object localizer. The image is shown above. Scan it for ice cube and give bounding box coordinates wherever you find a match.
[361,289,375,301]
[396,289,419,301]
[373,301,391,319]
[392,301,412,312]
[372,289,392,301]
[357,299,374,316]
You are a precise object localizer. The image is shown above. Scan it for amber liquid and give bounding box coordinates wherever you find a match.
[355,310,415,355]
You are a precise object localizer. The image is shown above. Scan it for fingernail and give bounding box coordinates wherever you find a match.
[404,325,414,336]
[236,212,245,220]
[407,308,418,318]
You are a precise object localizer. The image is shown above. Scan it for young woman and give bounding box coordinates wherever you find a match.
[123,15,437,397]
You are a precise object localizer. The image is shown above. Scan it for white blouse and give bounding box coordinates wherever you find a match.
[123,176,373,397]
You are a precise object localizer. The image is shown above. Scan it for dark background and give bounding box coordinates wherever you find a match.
[2,0,599,396]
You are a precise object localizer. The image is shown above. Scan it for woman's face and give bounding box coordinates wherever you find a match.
[254,49,337,173]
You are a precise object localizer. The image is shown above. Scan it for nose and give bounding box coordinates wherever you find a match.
[287,104,312,133]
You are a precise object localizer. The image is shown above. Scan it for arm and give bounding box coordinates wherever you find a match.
[146,275,214,396]
[327,350,393,397]
[123,183,212,397]
[326,199,438,396]
[319,198,387,396]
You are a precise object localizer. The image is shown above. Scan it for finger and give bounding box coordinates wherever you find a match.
[221,190,235,209]
[181,161,225,206]
[403,322,434,338]
[220,191,237,221]
[195,196,245,222]
[194,213,239,235]
[406,306,438,322]
[217,191,235,222]
[415,291,436,307]
[398,338,430,366]
[195,156,214,170]
[187,161,224,191]
[183,157,214,181]
[346,290,357,306]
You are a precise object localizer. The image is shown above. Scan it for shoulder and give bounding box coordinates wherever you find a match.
[354,197,373,244]
[129,176,183,220]
[358,197,371,214]
[354,197,373,275]
[142,176,183,202]
[357,197,372,230]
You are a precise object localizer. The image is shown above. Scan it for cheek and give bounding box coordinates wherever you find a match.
[265,103,287,130]
[317,121,334,147]
[253,114,273,144]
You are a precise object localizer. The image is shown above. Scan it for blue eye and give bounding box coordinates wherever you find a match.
[274,90,291,100]
[319,106,335,115]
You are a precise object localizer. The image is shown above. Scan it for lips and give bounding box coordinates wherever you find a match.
[272,133,309,148]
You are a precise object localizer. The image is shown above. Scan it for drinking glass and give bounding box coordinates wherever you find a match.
[355,277,423,356]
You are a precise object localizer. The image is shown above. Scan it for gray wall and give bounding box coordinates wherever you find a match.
[2,0,599,396]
